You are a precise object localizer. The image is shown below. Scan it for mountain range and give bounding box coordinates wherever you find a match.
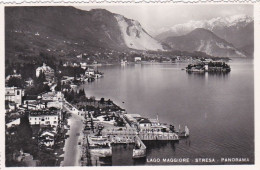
[156,15,254,57]
[164,28,246,58]
[5,6,164,60]
[5,6,254,60]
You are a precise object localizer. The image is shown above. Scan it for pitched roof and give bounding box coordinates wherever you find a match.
[138,118,151,124]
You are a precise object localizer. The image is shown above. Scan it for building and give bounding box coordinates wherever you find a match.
[41,91,64,102]
[138,118,151,130]
[85,68,95,76]
[23,96,46,110]
[39,130,56,147]
[123,114,141,128]
[29,110,59,127]
[205,64,209,71]
[149,118,160,127]
[61,76,74,85]
[23,95,38,104]
[134,57,142,62]
[5,87,24,106]
[72,63,79,67]
[76,54,82,59]
[39,91,64,109]
[26,103,46,110]
[80,62,87,70]
[36,63,54,82]
[63,62,69,67]
[137,117,169,132]
[6,118,21,128]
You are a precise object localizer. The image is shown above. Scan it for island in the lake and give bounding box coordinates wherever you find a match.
[186,60,231,73]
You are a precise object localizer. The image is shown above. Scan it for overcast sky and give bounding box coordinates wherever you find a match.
[76,4,253,36]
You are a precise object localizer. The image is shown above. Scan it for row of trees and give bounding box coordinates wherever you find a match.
[64,89,86,103]
[208,62,230,68]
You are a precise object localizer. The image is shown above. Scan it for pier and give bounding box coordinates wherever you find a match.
[63,99,189,166]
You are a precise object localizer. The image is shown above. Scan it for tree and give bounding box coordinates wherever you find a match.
[90,118,94,133]
[55,79,62,91]
[7,77,24,88]
[59,60,63,67]
[100,98,105,104]
[107,99,112,105]
[78,89,85,97]
[43,84,51,92]
[36,71,46,84]
[20,63,36,80]
[64,90,75,102]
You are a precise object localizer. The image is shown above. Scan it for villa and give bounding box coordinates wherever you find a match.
[28,110,59,127]
[36,63,54,82]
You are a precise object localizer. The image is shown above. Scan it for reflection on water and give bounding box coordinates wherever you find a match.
[144,140,179,154]
[187,71,230,78]
[84,59,254,165]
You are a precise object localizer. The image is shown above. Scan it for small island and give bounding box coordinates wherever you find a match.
[186,61,231,73]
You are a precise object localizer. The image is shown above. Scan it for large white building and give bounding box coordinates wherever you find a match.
[5,87,24,106]
[29,111,59,127]
[36,63,54,82]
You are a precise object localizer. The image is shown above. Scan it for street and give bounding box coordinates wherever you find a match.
[61,113,83,166]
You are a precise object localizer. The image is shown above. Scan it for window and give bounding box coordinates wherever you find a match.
[17,91,20,95]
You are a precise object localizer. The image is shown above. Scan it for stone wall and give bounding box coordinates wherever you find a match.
[133,136,146,158]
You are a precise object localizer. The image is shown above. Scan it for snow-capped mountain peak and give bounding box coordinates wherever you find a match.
[158,14,253,37]
[156,14,254,57]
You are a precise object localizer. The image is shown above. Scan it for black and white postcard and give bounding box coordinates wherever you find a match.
[1,1,259,169]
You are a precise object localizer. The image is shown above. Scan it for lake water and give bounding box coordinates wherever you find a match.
[83,59,254,165]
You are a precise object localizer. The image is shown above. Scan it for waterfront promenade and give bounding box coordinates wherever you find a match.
[61,113,84,166]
